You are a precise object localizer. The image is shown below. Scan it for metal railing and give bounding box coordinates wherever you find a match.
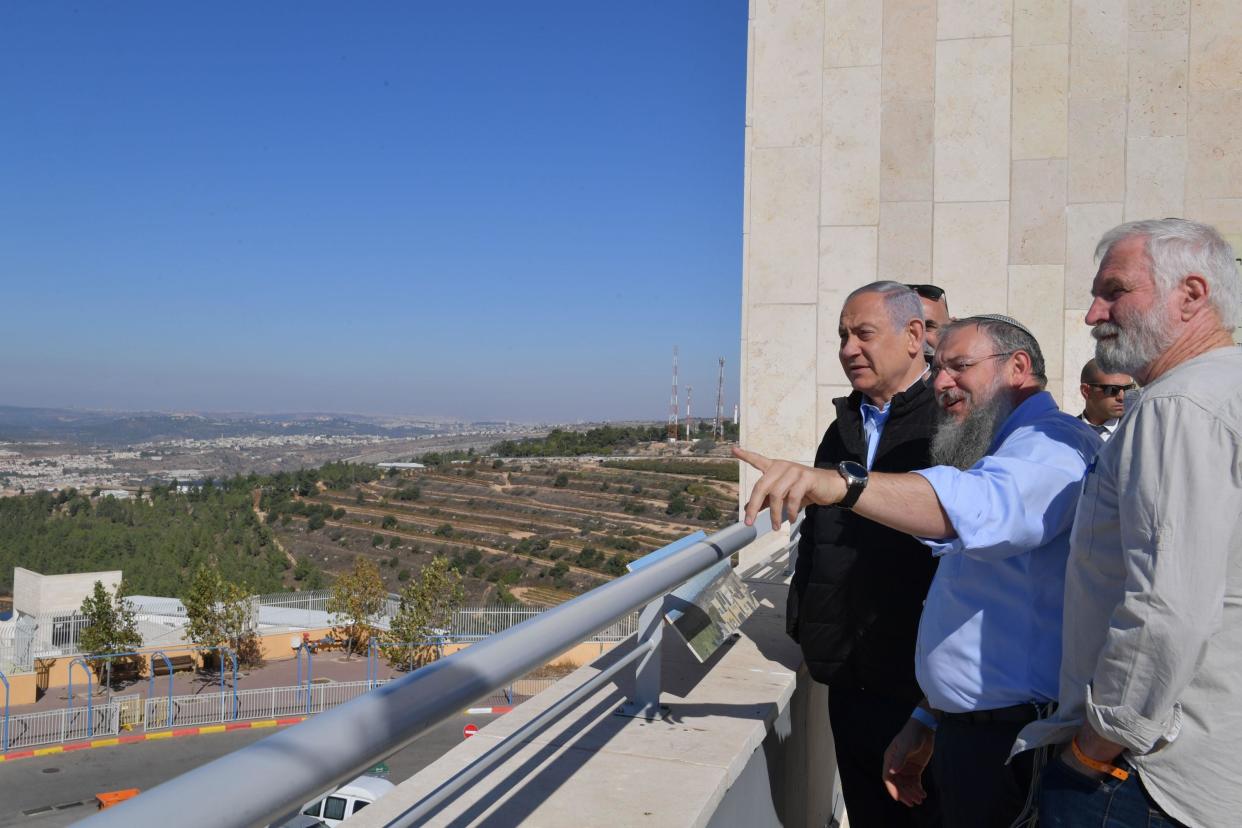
[3,703,117,749]
[80,516,778,828]
[3,674,561,753]
[0,599,630,674]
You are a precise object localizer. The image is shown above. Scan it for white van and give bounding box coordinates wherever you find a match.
[298,775,395,826]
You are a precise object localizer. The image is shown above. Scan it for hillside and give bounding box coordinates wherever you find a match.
[0,452,740,607]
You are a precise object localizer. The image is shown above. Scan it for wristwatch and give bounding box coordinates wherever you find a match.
[836,461,869,509]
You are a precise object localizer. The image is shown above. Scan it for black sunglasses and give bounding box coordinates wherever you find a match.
[905,283,945,301]
[1086,382,1138,396]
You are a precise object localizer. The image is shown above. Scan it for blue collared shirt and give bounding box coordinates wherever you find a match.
[859,370,928,469]
[911,391,1101,713]
[859,400,892,470]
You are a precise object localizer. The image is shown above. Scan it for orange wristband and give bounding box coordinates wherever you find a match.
[1070,737,1130,781]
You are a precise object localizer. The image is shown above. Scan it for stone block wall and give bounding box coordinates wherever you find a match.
[12,567,123,617]
[741,0,1242,491]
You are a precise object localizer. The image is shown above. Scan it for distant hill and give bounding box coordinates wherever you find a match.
[0,405,443,446]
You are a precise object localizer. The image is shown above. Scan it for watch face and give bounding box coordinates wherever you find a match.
[839,461,867,480]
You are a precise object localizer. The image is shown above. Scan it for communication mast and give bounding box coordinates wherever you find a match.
[668,347,679,443]
[685,386,693,441]
[714,357,726,440]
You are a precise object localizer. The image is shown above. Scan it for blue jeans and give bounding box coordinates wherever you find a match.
[1038,755,1186,827]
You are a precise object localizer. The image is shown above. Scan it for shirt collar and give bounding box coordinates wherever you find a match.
[859,367,931,417]
[988,390,1058,453]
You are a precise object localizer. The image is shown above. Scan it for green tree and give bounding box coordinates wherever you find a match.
[77,580,143,686]
[182,566,262,667]
[293,556,324,587]
[698,503,722,521]
[666,493,689,516]
[328,556,388,658]
[381,515,398,530]
[553,473,569,488]
[382,557,464,670]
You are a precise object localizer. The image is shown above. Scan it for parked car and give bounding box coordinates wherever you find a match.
[298,775,395,827]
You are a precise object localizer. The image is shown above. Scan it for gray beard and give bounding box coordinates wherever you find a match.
[1093,310,1173,376]
[930,392,1016,470]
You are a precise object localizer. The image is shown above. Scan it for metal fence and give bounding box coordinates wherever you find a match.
[450,607,637,641]
[4,702,118,750]
[3,675,561,753]
[0,599,633,675]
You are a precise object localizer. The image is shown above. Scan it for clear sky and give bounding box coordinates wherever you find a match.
[1,2,747,423]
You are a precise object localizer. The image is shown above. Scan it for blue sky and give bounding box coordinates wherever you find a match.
[0,2,747,423]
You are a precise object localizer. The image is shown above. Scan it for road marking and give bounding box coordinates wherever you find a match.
[0,716,311,764]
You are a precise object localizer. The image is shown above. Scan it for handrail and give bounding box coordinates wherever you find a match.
[80,517,773,828]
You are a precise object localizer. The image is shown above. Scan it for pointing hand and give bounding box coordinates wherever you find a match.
[732,446,844,530]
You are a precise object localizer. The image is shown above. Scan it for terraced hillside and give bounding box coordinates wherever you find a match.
[271,456,739,605]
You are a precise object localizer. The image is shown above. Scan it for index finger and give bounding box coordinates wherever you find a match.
[731,445,772,472]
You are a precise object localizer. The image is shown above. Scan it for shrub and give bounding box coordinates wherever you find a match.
[698,503,722,521]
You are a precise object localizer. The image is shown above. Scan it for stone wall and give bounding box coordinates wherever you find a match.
[740,0,1242,488]
[12,567,123,617]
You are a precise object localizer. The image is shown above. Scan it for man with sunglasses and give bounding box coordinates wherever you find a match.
[1076,359,1136,441]
[906,284,952,356]
[734,314,1101,827]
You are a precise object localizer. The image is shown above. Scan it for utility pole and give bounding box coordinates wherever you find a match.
[714,357,726,440]
[685,386,693,441]
[668,347,679,443]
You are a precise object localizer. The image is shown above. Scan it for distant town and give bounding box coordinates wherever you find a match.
[0,405,560,494]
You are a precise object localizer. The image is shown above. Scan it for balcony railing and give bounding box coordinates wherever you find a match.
[79,513,781,828]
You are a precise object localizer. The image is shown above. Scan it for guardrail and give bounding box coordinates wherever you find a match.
[80,515,780,828]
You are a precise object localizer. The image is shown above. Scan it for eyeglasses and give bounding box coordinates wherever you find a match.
[931,351,1014,380]
[1086,382,1138,397]
[905,283,945,301]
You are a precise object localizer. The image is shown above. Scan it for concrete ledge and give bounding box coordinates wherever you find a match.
[350,552,838,827]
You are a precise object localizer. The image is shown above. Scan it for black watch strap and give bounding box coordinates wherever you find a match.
[837,461,868,509]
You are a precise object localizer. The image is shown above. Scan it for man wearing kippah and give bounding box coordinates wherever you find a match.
[735,314,1101,827]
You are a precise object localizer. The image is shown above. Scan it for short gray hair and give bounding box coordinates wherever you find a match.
[844,281,925,331]
[942,315,1048,388]
[1095,218,1241,331]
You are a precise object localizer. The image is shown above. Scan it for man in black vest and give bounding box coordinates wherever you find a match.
[789,281,941,827]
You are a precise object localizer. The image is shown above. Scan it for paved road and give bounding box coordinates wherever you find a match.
[0,712,489,827]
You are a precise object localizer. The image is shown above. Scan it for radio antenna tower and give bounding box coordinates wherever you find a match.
[714,357,726,439]
[685,386,693,441]
[668,346,680,443]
